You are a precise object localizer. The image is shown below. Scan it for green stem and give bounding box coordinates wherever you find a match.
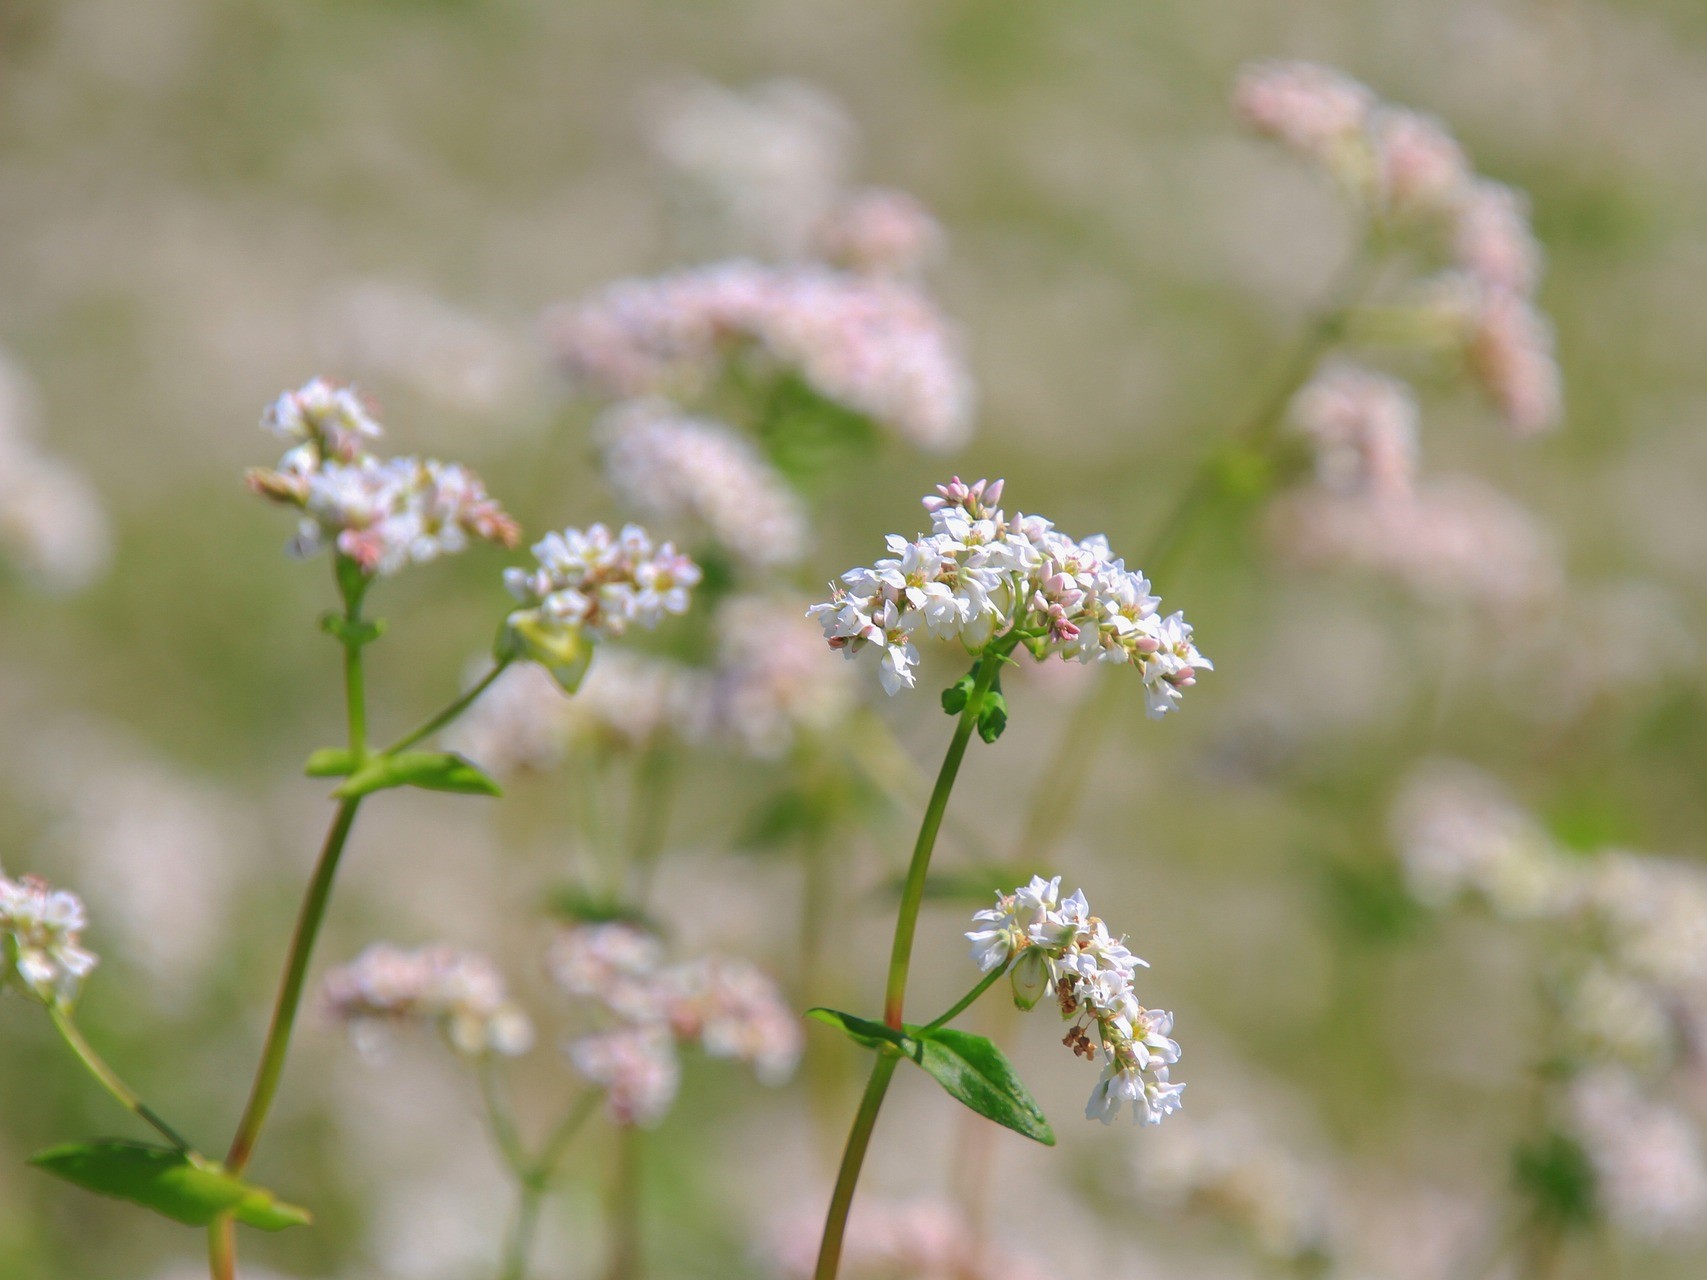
[48,1005,194,1153]
[625,746,675,905]
[532,1090,601,1183]
[224,796,361,1174]
[226,561,373,1178]
[493,1090,598,1280]
[207,1219,235,1280]
[882,652,1001,1029]
[812,1050,901,1280]
[603,1126,642,1280]
[386,659,512,756]
[480,1056,529,1177]
[500,1187,544,1280]
[922,963,1009,1032]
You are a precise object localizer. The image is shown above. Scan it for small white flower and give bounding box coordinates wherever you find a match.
[320,943,534,1059]
[0,871,98,1005]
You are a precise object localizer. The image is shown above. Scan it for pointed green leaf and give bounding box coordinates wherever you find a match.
[904,1026,1054,1145]
[976,690,1008,743]
[806,1008,916,1055]
[303,747,357,778]
[334,752,502,800]
[29,1141,311,1230]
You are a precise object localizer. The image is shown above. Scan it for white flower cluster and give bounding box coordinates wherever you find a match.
[1270,473,1560,619]
[545,261,974,451]
[810,477,1209,712]
[0,353,109,593]
[549,922,801,1127]
[598,400,809,569]
[1570,1069,1707,1239]
[248,378,520,575]
[1290,362,1420,498]
[320,943,535,1059]
[501,522,699,692]
[1235,60,1560,436]
[0,870,98,1005]
[967,875,1183,1126]
[455,595,852,774]
[1390,761,1571,919]
[1392,763,1707,1238]
[810,187,945,280]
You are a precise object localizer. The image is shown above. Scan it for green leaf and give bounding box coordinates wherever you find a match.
[1513,1131,1599,1229]
[904,1026,1054,1145]
[319,614,386,648]
[940,674,975,716]
[546,885,657,930]
[29,1141,311,1231]
[976,689,1008,743]
[334,752,502,800]
[303,748,357,778]
[806,1008,915,1055]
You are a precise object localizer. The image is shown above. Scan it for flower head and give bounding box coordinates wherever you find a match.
[501,523,700,692]
[0,871,98,1005]
[248,379,519,574]
[320,943,534,1059]
[809,478,1208,714]
[968,877,1181,1126]
[1234,61,1373,166]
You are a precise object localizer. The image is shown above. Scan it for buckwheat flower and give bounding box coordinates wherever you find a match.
[812,187,946,279]
[599,400,809,569]
[568,1024,682,1128]
[1464,285,1562,436]
[502,522,700,692]
[1234,60,1374,166]
[544,261,974,451]
[1452,180,1544,297]
[641,76,854,260]
[321,944,534,1059]
[659,955,802,1085]
[249,382,520,574]
[1389,761,1571,919]
[1371,108,1471,218]
[810,477,1208,713]
[1570,1069,1707,1239]
[1290,363,1420,497]
[262,377,384,462]
[0,871,98,1005]
[709,594,854,757]
[1579,854,1707,997]
[1562,963,1675,1066]
[547,922,671,1025]
[969,878,1182,1126]
[1270,476,1561,617]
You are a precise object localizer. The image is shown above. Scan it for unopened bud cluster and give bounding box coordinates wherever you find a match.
[0,870,97,1006]
[320,943,535,1059]
[967,876,1184,1126]
[550,922,801,1127]
[810,477,1208,714]
[248,378,520,576]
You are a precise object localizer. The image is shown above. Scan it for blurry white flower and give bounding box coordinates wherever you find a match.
[1389,760,1571,919]
[658,955,803,1086]
[599,399,809,569]
[1291,362,1419,497]
[1563,963,1675,1065]
[642,76,855,260]
[1570,1069,1707,1239]
[0,353,110,593]
[1462,283,1562,436]
[1234,60,1374,167]
[1270,475,1561,617]
[1580,854,1707,997]
[765,1196,1054,1280]
[1452,180,1544,296]
[709,594,854,757]
[812,187,945,279]
[568,1024,681,1128]
[0,870,97,1005]
[322,281,529,415]
[810,477,1209,712]
[1371,108,1471,218]
[321,943,534,1059]
[545,261,975,451]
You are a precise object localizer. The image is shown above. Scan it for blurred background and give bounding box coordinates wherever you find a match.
[3,0,1707,1277]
